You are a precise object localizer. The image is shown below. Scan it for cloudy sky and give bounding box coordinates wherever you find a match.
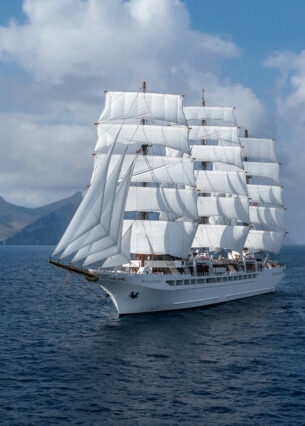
[0,0,304,243]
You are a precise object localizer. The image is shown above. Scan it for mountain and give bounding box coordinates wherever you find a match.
[0,192,82,245]
[0,197,39,241]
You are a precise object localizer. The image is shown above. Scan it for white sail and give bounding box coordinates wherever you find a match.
[123,220,197,259]
[244,230,285,254]
[195,170,248,196]
[193,224,249,253]
[82,230,127,267]
[52,146,114,257]
[191,145,242,168]
[99,91,187,125]
[96,123,190,154]
[249,206,285,231]
[242,133,285,252]
[247,184,283,206]
[185,98,249,254]
[189,126,240,144]
[126,186,197,220]
[244,161,280,184]
[184,106,236,123]
[131,156,195,186]
[240,137,277,162]
[212,162,242,172]
[93,153,195,187]
[101,227,132,268]
[58,152,126,259]
[96,154,195,187]
[72,161,134,264]
[197,195,249,223]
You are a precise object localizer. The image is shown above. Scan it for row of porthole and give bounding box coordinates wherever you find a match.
[166,274,257,286]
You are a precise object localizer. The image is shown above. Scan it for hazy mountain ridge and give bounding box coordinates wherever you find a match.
[0,192,82,245]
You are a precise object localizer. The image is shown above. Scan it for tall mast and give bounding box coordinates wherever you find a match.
[140,81,148,155]
[201,89,207,170]
[201,89,206,118]
[140,81,148,220]
[199,89,208,225]
[243,129,250,183]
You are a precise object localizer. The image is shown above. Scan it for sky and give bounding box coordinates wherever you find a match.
[0,0,304,243]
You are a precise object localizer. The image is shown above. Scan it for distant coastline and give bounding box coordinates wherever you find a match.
[0,192,82,245]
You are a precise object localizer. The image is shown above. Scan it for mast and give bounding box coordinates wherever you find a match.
[186,93,249,254]
[243,129,249,173]
[140,81,148,221]
[199,89,208,225]
[140,80,147,134]
[201,89,206,167]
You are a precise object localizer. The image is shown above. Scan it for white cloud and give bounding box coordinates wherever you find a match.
[264,49,305,172]
[0,0,240,84]
[264,50,305,114]
[0,112,94,206]
[264,49,305,242]
[0,0,272,209]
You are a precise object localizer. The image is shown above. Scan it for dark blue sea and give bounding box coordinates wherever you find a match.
[1,245,305,425]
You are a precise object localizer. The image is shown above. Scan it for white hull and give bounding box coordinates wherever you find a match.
[98,265,285,315]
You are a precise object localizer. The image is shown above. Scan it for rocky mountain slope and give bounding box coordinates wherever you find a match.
[0,192,82,245]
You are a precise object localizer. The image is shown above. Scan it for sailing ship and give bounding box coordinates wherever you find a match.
[49,82,286,315]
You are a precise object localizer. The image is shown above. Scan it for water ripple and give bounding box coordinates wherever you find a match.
[0,245,305,425]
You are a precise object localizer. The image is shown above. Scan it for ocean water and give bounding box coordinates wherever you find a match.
[0,245,305,426]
